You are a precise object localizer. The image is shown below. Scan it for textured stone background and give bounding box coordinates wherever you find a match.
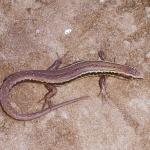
[0,0,150,150]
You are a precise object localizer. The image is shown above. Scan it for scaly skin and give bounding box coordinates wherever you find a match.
[0,59,143,121]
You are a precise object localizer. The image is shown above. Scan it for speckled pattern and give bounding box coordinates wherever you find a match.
[0,0,149,150]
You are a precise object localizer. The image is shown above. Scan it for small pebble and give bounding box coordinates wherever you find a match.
[64,28,72,35]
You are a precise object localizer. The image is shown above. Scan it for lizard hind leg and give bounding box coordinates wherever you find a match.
[38,84,57,110]
[47,51,70,71]
[47,56,62,71]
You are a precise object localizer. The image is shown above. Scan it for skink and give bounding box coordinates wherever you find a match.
[0,57,143,121]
